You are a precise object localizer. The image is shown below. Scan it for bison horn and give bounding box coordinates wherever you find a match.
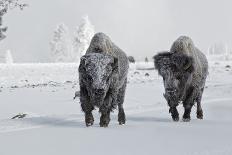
[184,61,191,70]
[183,56,193,71]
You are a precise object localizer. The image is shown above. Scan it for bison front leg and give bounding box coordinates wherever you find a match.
[117,79,127,125]
[80,86,94,127]
[165,94,179,121]
[169,106,179,121]
[99,110,111,127]
[99,90,116,127]
[183,86,198,122]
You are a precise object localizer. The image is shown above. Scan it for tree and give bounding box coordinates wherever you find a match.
[5,49,13,63]
[145,57,149,62]
[128,56,135,63]
[50,23,74,62]
[73,15,95,62]
[0,0,27,41]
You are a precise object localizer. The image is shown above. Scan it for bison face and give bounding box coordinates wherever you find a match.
[154,52,194,106]
[79,53,118,105]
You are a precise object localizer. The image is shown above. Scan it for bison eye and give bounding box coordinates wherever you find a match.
[95,47,102,53]
[176,75,182,80]
[106,76,110,82]
[86,75,93,82]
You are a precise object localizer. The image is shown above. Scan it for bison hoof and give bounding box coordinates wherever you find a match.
[100,123,109,127]
[85,113,94,127]
[172,116,179,122]
[197,110,203,119]
[182,114,191,122]
[170,107,179,122]
[182,118,191,122]
[118,112,126,125]
[86,122,94,127]
[100,114,110,127]
[119,121,125,125]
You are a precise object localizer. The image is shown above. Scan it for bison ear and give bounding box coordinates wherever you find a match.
[111,57,119,72]
[80,55,87,63]
[78,56,87,73]
[153,51,172,70]
[172,54,194,73]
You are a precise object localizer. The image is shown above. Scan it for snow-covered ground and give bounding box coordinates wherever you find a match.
[0,60,232,155]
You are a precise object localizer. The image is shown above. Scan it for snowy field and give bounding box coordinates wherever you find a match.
[0,60,232,155]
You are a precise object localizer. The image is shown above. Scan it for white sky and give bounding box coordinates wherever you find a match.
[1,0,232,62]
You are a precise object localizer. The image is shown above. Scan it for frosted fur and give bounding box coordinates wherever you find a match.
[154,36,208,122]
[79,32,129,127]
[81,53,114,90]
[170,36,208,88]
[86,32,129,83]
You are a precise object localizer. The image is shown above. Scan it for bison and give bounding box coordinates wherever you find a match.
[79,32,129,127]
[153,36,208,122]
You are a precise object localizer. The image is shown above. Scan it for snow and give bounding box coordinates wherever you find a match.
[50,16,95,63]
[50,23,75,62]
[5,49,13,64]
[0,60,232,155]
[73,15,95,58]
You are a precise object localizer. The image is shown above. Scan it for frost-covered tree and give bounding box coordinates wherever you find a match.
[73,15,95,62]
[0,0,27,41]
[128,56,135,63]
[145,57,149,62]
[50,23,74,62]
[207,43,232,61]
[208,43,228,55]
[5,49,13,63]
[0,15,7,41]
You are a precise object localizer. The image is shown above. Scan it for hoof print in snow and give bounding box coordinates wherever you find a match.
[134,71,140,74]
[11,113,27,119]
[145,73,149,76]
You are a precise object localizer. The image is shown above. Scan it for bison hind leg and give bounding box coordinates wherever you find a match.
[196,88,204,119]
[117,79,127,125]
[196,108,203,119]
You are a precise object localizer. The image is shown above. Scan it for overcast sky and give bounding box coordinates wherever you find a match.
[1,0,232,62]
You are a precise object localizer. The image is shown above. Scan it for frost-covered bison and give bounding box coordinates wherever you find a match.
[79,32,129,127]
[154,36,208,122]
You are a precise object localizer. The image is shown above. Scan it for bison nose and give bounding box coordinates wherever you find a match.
[94,89,105,95]
[165,88,176,94]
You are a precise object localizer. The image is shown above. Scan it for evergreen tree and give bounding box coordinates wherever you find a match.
[145,57,149,62]
[128,56,135,63]
[0,0,27,41]
[50,23,74,62]
[73,15,95,62]
[5,49,13,64]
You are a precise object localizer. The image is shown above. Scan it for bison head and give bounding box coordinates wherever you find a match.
[79,53,118,106]
[153,51,194,107]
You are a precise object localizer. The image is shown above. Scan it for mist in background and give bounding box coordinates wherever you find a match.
[0,0,231,62]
